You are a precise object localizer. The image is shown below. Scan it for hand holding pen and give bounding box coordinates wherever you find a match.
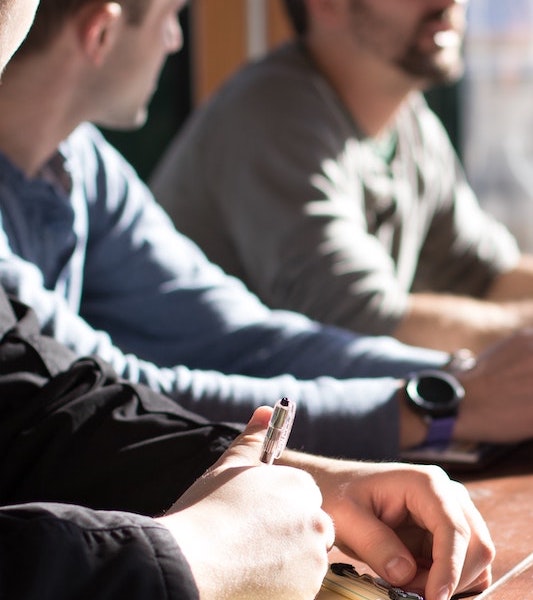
[165,402,333,600]
[260,397,296,465]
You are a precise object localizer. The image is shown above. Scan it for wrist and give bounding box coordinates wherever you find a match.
[398,386,428,449]
[401,367,466,448]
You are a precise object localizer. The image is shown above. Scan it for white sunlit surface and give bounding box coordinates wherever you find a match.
[462,0,533,250]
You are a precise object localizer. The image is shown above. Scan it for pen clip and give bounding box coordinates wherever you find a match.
[260,397,296,464]
[275,398,296,458]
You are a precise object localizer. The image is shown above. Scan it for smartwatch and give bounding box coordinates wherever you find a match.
[405,369,465,445]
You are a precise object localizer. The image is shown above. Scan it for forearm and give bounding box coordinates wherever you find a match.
[486,254,533,301]
[394,254,533,353]
[393,292,519,353]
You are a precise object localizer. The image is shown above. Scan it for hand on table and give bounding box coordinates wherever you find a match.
[283,454,495,600]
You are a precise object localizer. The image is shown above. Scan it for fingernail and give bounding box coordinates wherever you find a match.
[384,556,413,583]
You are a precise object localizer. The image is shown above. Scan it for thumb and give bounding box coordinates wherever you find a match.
[246,405,274,432]
[214,406,274,469]
[166,407,275,514]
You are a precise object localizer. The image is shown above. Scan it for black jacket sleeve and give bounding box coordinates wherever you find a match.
[0,502,199,600]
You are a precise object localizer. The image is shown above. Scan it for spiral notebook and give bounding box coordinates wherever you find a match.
[316,563,423,600]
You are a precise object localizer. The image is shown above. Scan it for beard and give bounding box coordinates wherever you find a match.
[347,0,466,88]
[396,44,465,87]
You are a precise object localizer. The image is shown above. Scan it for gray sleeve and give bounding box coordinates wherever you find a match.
[412,106,520,296]
[0,503,198,600]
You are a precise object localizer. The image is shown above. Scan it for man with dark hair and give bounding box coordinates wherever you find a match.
[152,0,533,357]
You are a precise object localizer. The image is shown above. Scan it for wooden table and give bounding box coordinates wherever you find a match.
[328,441,533,599]
[456,441,533,598]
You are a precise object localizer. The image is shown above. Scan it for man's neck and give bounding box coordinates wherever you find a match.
[304,36,416,138]
[0,54,81,178]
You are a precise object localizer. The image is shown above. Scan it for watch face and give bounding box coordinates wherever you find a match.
[417,376,454,404]
[406,370,464,417]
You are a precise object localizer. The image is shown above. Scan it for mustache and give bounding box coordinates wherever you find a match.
[423,3,466,29]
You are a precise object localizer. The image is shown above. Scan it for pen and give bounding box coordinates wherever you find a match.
[260,397,296,465]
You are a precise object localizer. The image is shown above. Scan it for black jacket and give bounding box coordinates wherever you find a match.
[0,288,242,598]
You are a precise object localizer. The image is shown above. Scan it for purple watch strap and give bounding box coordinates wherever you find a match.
[424,416,456,446]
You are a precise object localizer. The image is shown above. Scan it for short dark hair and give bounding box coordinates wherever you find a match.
[283,0,308,36]
[16,0,150,55]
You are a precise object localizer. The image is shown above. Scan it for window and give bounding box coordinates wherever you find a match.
[462,0,533,250]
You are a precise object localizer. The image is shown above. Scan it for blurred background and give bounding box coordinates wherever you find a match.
[99,0,533,251]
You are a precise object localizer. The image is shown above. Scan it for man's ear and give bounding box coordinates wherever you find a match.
[77,2,123,66]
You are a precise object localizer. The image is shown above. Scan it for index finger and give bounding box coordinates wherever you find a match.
[423,482,494,600]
